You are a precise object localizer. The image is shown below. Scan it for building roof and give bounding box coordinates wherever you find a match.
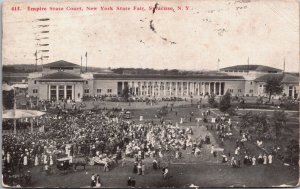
[220,65,281,72]
[36,71,83,81]
[255,73,299,84]
[93,74,245,80]
[43,60,80,68]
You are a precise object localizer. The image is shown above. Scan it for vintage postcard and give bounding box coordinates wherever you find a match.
[1,0,299,188]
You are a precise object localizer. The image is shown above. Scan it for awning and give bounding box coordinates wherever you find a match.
[2,109,46,119]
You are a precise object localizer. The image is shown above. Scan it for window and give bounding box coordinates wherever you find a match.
[250,82,252,85]
[86,81,88,84]
[33,89,38,93]
[238,89,242,93]
[58,86,64,100]
[50,85,57,100]
[107,89,112,93]
[66,86,72,99]
[249,89,253,93]
[289,86,293,97]
[34,80,37,84]
[97,89,102,93]
[228,89,233,93]
[84,89,89,93]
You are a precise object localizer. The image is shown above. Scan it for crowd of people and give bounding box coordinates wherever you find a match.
[204,110,275,169]
[2,98,279,187]
[2,106,207,187]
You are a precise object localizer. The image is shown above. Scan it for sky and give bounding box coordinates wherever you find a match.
[2,0,299,72]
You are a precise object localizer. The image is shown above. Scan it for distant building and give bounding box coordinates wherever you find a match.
[27,60,299,102]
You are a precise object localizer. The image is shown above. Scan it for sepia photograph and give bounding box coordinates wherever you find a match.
[1,0,299,187]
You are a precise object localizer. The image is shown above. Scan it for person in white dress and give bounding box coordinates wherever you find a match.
[49,155,54,166]
[211,145,215,154]
[34,155,39,166]
[43,154,48,165]
[23,155,28,169]
[252,156,256,165]
[268,154,273,164]
[95,175,101,187]
[263,154,267,165]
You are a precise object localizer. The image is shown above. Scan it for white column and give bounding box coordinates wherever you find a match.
[152,82,155,96]
[208,83,211,95]
[292,86,295,98]
[214,82,216,95]
[186,82,189,96]
[158,83,161,96]
[56,85,59,101]
[48,85,51,100]
[170,82,172,96]
[146,82,149,96]
[64,85,67,99]
[72,84,74,100]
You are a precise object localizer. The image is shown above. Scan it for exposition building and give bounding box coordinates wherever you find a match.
[27,60,299,102]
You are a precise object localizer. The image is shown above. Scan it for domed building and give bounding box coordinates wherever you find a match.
[27,60,299,102]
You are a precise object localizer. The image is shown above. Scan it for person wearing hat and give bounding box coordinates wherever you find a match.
[95,174,101,187]
[127,177,132,187]
[23,154,28,171]
[34,155,39,166]
[131,177,136,188]
[90,174,96,187]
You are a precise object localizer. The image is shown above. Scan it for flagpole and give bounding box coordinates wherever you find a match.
[35,50,38,72]
[13,87,16,134]
[85,52,88,72]
[283,57,285,77]
[247,56,250,74]
[41,56,43,72]
[81,56,82,74]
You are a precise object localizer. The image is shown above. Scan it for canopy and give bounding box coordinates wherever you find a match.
[2,109,46,119]
[12,83,28,89]
[2,83,14,91]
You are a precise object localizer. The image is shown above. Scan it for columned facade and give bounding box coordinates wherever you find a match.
[118,80,226,97]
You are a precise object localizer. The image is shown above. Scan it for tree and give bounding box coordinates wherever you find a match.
[240,111,269,140]
[265,77,283,102]
[219,91,231,113]
[284,139,299,165]
[272,110,287,141]
[3,90,14,110]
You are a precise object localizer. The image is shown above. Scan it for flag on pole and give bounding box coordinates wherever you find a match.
[85,52,88,72]
[81,55,83,73]
[247,56,250,73]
